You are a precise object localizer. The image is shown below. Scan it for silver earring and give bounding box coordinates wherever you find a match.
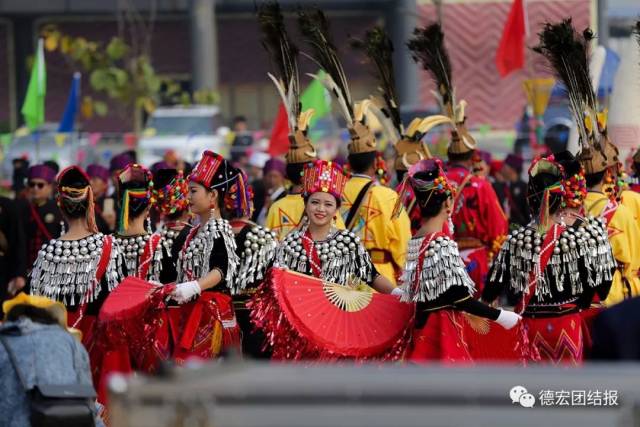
[146,217,153,234]
[448,214,455,235]
[60,221,66,237]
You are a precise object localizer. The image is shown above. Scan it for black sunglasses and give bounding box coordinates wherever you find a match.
[28,181,46,189]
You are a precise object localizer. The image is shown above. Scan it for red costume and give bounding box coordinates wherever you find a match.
[446,164,508,293]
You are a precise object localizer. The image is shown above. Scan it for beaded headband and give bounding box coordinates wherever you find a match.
[302,160,349,200]
[225,170,254,218]
[393,158,455,217]
[153,170,189,217]
[527,157,567,232]
[117,164,154,233]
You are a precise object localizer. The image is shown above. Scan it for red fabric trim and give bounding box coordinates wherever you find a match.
[96,235,113,283]
[517,224,565,313]
[301,229,322,277]
[602,201,618,224]
[137,233,162,279]
[71,235,113,330]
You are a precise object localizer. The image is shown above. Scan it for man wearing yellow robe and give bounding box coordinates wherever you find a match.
[341,171,410,285]
[584,192,640,305]
[581,141,640,306]
[620,189,640,222]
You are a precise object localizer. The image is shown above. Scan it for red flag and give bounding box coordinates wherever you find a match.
[268,103,290,156]
[495,0,527,77]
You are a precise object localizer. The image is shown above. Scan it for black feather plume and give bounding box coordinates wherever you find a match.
[533,18,597,148]
[407,23,453,114]
[298,7,353,119]
[351,26,402,134]
[257,1,300,119]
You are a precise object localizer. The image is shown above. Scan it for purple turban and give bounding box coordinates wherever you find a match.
[263,158,286,177]
[109,152,134,172]
[477,150,492,165]
[86,164,110,182]
[27,164,57,183]
[504,154,524,174]
[151,161,171,175]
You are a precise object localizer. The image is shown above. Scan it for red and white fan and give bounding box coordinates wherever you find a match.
[250,268,413,361]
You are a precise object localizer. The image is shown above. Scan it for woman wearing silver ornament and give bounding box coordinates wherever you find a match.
[29,165,123,348]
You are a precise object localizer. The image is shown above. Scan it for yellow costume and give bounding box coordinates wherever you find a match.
[341,176,411,284]
[585,191,640,306]
[266,193,345,240]
[621,189,640,222]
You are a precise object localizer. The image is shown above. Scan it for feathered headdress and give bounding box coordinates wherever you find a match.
[298,8,376,154]
[352,26,456,171]
[407,23,476,155]
[533,19,610,175]
[258,2,317,164]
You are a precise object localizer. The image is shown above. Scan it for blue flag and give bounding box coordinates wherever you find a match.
[58,72,81,132]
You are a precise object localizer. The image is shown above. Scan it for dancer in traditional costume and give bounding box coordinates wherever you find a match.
[408,23,508,293]
[484,151,615,364]
[397,159,520,363]
[170,150,242,361]
[113,164,155,278]
[93,156,241,388]
[351,26,459,235]
[90,168,192,398]
[251,159,411,361]
[298,9,410,284]
[533,19,640,307]
[146,167,191,283]
[260,3,345,239]
[29,166,123,347]
[273,160,395,290]
[226,170,277,358]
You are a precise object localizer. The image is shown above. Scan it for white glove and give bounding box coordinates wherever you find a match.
[495,309,522,330]
[391,287,406,299]
[171,281,202,304]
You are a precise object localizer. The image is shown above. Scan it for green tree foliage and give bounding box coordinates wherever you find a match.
[41,25,218,132]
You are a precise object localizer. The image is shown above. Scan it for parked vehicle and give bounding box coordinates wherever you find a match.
[138,106,230,166]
